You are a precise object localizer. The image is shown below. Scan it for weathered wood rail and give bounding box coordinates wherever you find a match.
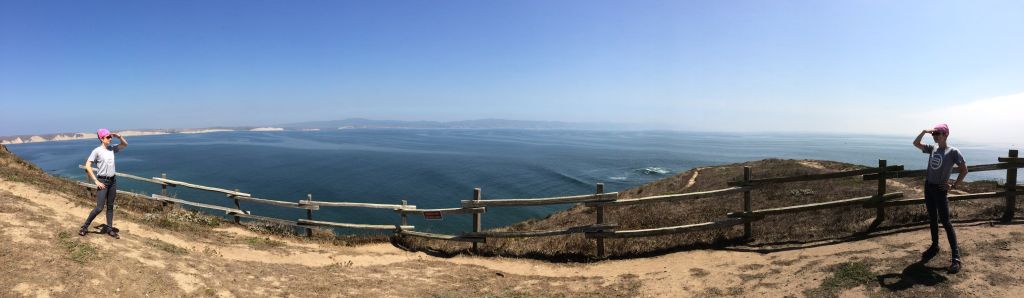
[297,219,413,231]
[461,192,618,207]
[76,149,1023,259]
[77,166,417,235]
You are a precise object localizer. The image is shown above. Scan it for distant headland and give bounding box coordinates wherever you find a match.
[0,128,241,145]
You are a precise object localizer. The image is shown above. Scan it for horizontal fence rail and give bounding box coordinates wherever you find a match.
[152,194,246,215]
[77,181,158,200]
[462,192,618,208]
[999,157,1024,163]
[464,223,618,238]
[297,219,413,231]
[586,218,749,239]
[231,212,303,228]
[72,149,1022,259]
[299,200,414,210]
[727,165,905,187]
[79,165,170,185]
[395,207,485,215]
[586,187,750,207]
[152,177,250,197]
[727,192,903,218]
[82,166,425,230]
[230,195,319,210]
[863,163,1017,180]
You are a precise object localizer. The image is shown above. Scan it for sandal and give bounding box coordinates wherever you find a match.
[948,259,962,274]
[78,226,88,237]
[99,225,120,239]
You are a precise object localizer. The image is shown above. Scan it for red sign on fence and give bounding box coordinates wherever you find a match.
[422,211,443,220]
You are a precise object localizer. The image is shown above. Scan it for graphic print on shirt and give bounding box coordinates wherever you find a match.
[930,149,943,170]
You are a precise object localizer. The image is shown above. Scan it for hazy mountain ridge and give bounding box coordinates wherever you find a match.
[278,118,652,130]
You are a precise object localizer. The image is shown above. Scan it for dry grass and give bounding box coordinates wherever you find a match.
[1,144,1012,261]
[4,144,1024,296]
[243,236,286,250]
[139,209,223,233]
[0,144,386,246]
[55,230,99,264]
[397,159,1008,260]
[0,145,165,216]
[143,237,190,255]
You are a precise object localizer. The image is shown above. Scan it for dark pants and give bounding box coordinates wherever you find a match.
[924,182,960,260]
[82,176,117,229]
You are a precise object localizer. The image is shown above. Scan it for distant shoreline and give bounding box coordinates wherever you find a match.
[0,128,262,145]
[3,121,1014,149]
[0,118,629,145]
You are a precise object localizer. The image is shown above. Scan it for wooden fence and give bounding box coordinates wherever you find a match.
[77,149,1022,258]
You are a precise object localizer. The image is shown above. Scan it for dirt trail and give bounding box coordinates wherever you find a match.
[2,178,1023,297]
[684,167,706,190]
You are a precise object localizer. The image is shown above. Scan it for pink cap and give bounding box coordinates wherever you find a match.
[933,124,949,135]
[97,128,111,139]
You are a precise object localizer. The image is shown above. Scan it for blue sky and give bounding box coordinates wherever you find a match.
[2,1,1022,144]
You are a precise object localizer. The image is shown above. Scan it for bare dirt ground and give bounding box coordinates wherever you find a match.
[2,177,1023,297]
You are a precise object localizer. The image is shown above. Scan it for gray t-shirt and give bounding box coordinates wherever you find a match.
[922,144,965,184]
[88,145,121,177]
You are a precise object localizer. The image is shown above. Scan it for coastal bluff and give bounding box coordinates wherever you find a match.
[1,146,1022,296]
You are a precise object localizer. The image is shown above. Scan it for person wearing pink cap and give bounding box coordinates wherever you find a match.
[79,128,128,238]
[913,124,967,274]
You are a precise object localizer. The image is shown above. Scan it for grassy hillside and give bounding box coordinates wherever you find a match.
[2,143,1010,262]
[5,144,1024,296]
[1,144,644,297]
[0,144,380,245]
[397,159,1007,260]
[0,144,165,215]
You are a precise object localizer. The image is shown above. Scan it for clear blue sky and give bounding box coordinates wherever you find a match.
[2,1,1022,143]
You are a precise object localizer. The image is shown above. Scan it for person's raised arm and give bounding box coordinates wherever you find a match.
[114,133,127,151]
[913,129,931,151]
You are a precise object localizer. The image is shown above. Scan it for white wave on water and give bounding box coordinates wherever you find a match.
[637,167,671,175]
[608,176,628,181]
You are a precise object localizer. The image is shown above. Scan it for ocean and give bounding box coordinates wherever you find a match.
[6,129,1013,234]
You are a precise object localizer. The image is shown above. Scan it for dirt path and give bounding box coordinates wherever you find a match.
[684,167,706,190]
[2,178,1023,297]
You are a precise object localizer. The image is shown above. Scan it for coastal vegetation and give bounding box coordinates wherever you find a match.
[2,143,1023,296]
[398,159,1005,260]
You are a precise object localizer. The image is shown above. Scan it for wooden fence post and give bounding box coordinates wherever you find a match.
[306,193,314,237]
[472,188,482,254]
[160,173,168,209]
[400,200,408,227]
[742,167,752,239]
[233,188,241,224]
[595,183,606,258]
[871,160,887,230]
[1003,150,1018,222]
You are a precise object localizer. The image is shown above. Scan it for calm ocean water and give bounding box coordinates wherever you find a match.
[7,129,1013,233]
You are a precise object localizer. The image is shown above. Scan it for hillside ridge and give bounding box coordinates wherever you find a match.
[2,146,1022,296]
